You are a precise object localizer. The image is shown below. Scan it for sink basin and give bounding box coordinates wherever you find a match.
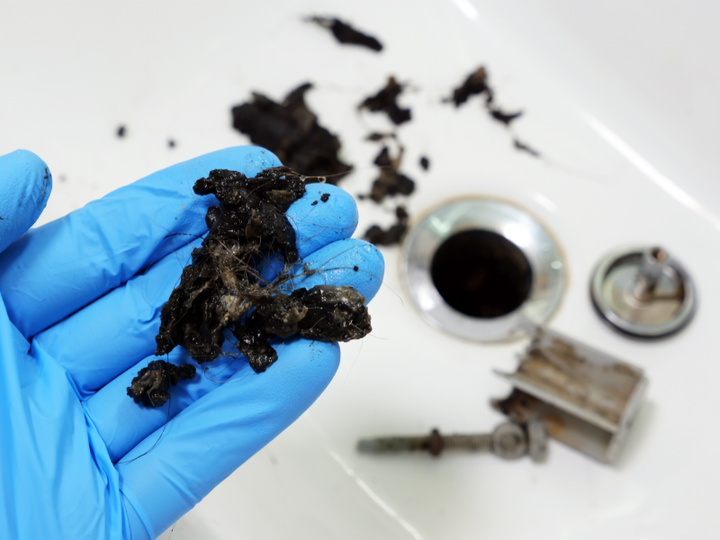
[2,1,719,538]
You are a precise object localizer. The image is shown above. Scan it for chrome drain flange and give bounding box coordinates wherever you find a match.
[400,198,565,342]
[591,247,695,338]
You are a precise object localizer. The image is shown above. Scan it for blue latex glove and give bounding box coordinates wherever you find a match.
[0,147,384,540]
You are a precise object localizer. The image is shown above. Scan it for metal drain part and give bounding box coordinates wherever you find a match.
[591,247,696,338]
[493,323,648,464]
[400,198,565,341]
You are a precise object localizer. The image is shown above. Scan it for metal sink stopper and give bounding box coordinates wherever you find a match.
[400,198,565,342]
[591,247,695,338]
[493,324,647,464]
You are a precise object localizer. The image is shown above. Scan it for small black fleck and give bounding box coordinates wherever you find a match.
[419,156,430,171]
[311,200,318,206]
[321,193,330,202]
[513,139,540,158]
[0,216,5,220]
[366,132,393,142]
[117,125,126,138]
[307,16,383,52]
[488,107,523,126]
[168,139,176,148]
[353,266,359,271]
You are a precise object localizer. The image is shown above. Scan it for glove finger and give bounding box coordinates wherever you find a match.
[287,183,358,259]
[0,146,281,339]
[284,237,384,295]
[81,237,383,461]
[0,150,51,254]
[254,183,359,284]
[116,338,339,540]
[33,187,367,400]
[34,239,200,400]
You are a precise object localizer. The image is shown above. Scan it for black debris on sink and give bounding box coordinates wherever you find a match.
[232,83,352,183]
[307,16,383,52]
[446,67,493,107]
[445,66,522,124]
[514,139,540,157]
[364,206,409,246]
[446,66,533,147]
[117,125,126,138]
[359,77,411,126]
[366,132,396,142]
[357,131,414,247]
[365,145,415,203]
[419,156,430,171]
[489,107,523,126]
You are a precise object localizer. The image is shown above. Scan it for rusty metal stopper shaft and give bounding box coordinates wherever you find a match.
[357,421,542,461]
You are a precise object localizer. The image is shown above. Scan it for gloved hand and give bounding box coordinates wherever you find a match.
[0,147,384,540]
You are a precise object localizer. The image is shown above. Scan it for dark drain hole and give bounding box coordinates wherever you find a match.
[431,229,533,318]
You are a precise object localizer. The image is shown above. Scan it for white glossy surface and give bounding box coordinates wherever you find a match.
[2,1,719,538]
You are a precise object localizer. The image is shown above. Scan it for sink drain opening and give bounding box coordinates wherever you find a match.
[401,197,565,342]
[431,230,533,318]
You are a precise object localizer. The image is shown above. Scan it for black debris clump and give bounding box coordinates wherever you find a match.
[232,83,352,183]
[365,132,395,142]
[514,139,540,157]
[117,125,126,138]
[446,67,523,125]
[446,67,530,142]
[366,145,414,203]
[359,77,411,126]
[236,284,371,373]
[489,108,523,126]
[307,16,383,52]
[419,156,430,171]
[359,133,414,247]
[168,139,176,148]
[364,206,409,246]
[447,67,493,107]
[132,167,372,407]
[127,361,196,408]
[321,193,330,202]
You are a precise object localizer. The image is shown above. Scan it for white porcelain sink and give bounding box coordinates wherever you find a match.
[3,1,719,538]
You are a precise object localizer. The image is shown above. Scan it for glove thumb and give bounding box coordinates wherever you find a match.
[0,150,52,254]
